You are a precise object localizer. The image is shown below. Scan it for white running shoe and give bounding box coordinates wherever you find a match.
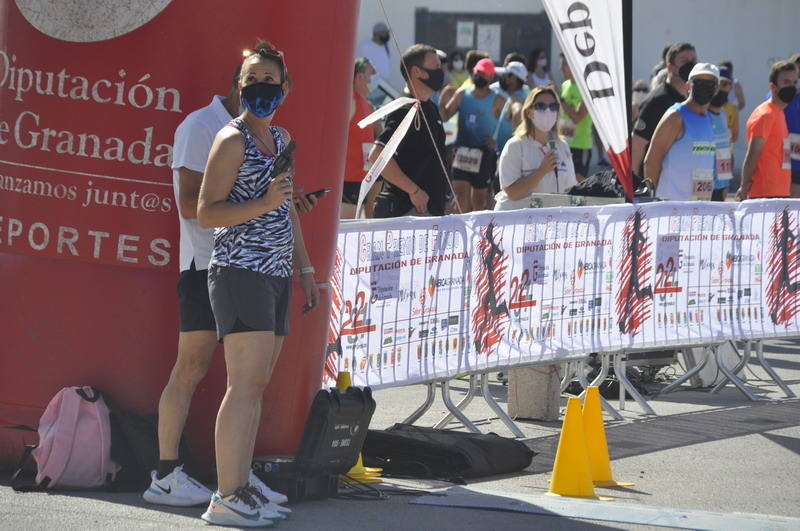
[249,470,289,505]
[201,487,278,527]
[142,465,213,506]
[246,485,292,520]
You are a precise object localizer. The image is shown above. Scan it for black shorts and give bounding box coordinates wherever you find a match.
[177,261,216,332]
[342,181,360,204]
[792,169,800,185]
[451,146,496,189]
[571,148,592,177]
[208,265,291,341]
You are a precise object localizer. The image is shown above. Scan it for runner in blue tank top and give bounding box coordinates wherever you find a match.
[442,58,505,212]
[644,63,719,201]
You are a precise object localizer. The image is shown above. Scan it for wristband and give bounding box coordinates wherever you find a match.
[299,266,315,276]
[410,186,420,196]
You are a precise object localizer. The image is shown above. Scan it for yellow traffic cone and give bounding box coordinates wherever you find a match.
[582,386,634,488]
[335,371,382,483]
[546,397,611,500]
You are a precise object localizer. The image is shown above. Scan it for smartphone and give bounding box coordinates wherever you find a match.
[305,187,332,199]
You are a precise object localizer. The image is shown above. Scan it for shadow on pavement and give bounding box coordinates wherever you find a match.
[524,399,800,474]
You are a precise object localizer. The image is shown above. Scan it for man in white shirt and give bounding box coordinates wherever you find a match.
[357,22,393,104]
[144,58,315,509]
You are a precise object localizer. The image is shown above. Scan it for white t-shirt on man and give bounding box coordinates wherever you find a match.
[171,95,231,271]
[494,134,576,211]
[356,39,392,83]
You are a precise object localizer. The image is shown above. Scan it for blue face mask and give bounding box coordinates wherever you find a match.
[240,82,284,117]
[367,75,379,93]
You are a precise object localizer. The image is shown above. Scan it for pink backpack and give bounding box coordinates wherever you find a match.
[26,387,120,489]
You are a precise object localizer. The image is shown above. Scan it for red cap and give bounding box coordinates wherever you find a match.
[473,58,496,77]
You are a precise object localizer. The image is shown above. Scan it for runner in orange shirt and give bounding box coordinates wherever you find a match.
[736,60,798,200]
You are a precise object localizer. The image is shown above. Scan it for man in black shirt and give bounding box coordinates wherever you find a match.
[631,43,697,176]
[371,44,449,217]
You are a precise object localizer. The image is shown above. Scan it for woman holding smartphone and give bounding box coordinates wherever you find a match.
[197,44,318,527]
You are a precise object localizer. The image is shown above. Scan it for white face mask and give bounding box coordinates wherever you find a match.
[452,59,464,71]
[632,90,647,105]
[537,58,548,68]
[532,109,558,132]
[367,75,379,92]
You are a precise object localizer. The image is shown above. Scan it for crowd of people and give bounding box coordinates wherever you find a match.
[349,25,800,217]
[141,20,800,528]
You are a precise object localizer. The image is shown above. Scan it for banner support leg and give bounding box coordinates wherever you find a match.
[403,382,436,425]
[434,375,477,429]
[440,380,481,433]
[713,345,761,401]
[756,340,797,398]
[614,353,656,415]
[560,362,576,393]
[480,372,525,438]
[711,340,750,394]
[660,347,710,394]
[580,354,624,421]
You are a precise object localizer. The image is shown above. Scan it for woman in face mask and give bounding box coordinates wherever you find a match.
[196,45,319,526]
[528,48,552,88]
[448,50,468,88]
[494,87,577,210]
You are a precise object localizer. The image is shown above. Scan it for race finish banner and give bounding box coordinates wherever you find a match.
[543,0,633,200]
[325,200,800,389]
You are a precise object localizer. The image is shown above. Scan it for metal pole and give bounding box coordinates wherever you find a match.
[756,340,797,398]
[711,340,750,394]
[434,375,477,429]
[480,373,525,438]
[402,382,436,425]
[659,347,710,394]
[440,380,480,433]
[713,344,761,401]
[614,353,656,415]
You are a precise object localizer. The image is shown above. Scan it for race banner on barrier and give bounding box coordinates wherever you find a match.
[324,200,800,389]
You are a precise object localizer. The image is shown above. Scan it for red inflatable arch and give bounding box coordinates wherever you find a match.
[0,0,358,475]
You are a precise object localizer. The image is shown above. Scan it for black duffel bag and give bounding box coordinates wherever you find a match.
[362,424,535,483]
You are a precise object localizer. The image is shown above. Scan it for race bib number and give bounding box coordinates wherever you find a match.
[789,133,800,162]
[783,138,792,170]
[691,169,714,200]
[558,116,575,144]
[453,146,483,173]
[361,142,373,171]
[715,147,733,182]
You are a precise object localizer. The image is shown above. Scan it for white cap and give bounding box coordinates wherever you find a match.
[688,62,720,81]
[495,61,528,83]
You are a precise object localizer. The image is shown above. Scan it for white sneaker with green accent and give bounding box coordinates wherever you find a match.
[246,485,292,519]
[249,470,289,505]
[201,487,278,527]
[142,465,212,506]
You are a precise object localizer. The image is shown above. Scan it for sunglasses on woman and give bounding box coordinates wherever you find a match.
[533,102,559,112]
[251,48,288,77]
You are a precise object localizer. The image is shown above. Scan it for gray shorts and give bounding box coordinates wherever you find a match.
[208,265,291,341]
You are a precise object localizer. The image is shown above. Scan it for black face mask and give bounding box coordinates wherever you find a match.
[472,74,489,88]
[778,85,798,104]
[419,67,444,92]
[678,61,696,82]
[377,34,390,45]
[710,89,729,108]
[498,77,510,92]
[691,79,717,106]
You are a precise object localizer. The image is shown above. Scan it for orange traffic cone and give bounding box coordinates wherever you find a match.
[546,397,611,500]
[582,386,634,488]
[335,371,382,483]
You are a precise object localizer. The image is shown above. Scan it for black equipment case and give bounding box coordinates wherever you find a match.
[252,386,376,502]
